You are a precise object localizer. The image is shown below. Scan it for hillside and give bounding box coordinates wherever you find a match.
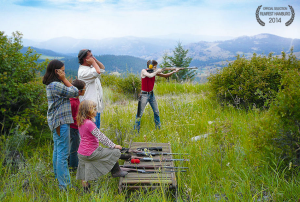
[183,33,300,77]
[22,33,300,80]
[63,55,147,74]
[21,46,148,77]
[20,46,73,59]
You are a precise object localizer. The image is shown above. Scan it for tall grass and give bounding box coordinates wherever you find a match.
[1,82,299,201]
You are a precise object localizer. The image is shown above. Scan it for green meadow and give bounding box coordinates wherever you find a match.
[1,82,299,202]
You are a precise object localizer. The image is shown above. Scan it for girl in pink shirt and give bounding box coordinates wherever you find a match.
[76,100,127,192]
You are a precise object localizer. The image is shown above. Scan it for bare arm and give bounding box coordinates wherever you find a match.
[92,56,105,70]
[141,69,162,78]
[86,58,101,74]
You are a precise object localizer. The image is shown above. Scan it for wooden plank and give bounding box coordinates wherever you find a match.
[123,186,171,188]
[119,142,177,193]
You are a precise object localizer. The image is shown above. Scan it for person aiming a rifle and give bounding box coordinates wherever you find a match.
[134,60,180,132]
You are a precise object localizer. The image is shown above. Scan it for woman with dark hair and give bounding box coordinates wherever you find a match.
[43,60,79,190]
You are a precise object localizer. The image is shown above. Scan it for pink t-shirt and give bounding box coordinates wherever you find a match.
[78,119,116,156]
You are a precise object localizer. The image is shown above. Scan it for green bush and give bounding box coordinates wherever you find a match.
[0,31,48,135]
[101,73,121,88]
[271,68,300,127]
[101,73,141,99]
[208,50,300,109]
[116,73,141,99]
[269,68,300,163]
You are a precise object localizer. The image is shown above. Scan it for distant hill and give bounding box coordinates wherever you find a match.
[63,55,147,74]
[21,46,147,78]
[183,33,300,75]
[21,46,73,59]
[22,36,179,58]
[22,34,235,58]
[22,33,300,81]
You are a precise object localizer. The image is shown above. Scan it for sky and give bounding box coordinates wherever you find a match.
[0,0,299,41]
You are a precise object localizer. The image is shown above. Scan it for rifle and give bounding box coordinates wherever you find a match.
[135,152,188,157]
[120,167,187,174]
[161,66,198,72]
[130,157,189,162]
[136,147,163,151]
[121,148,188,157]
[121,147,162,153]
[146,67,198,73]
[120,165,189,170]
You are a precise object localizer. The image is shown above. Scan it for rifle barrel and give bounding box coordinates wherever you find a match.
[162,66,198,71]
[121,167,187,173]
[120,165,189,169]
[135,152,188,156]
[134,157,189,162]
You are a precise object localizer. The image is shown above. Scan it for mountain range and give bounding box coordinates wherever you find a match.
[22,33,300,81]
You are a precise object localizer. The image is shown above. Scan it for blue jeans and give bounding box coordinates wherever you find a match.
[69,128,80,169]
[134,92,161,132]
[52,124,71,190]
[94,112,101,129]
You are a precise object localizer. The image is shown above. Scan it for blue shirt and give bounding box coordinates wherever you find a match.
[46,81,79,131]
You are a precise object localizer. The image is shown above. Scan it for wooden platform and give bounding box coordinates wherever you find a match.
[118,142,177,193]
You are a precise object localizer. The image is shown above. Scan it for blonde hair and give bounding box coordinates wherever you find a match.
[77,100,97,127]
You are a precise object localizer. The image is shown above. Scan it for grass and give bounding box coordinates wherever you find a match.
[1,82,299,201]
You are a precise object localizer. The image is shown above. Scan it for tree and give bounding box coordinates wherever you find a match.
[0,31,48,135]
[160,42,196,82]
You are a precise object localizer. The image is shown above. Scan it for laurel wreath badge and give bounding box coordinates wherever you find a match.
[256,5,265,26]
[256,5,295,26]
[285,5,295,26]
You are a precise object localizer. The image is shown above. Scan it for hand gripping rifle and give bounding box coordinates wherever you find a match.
[120,167,187,174]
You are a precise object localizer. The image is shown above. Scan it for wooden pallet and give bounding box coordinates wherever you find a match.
[119,142,177,193]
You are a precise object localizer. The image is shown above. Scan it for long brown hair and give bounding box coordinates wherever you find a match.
[77,100,96,127]
[43,60,64,85]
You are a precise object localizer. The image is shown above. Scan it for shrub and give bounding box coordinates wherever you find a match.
[0,31,48,135]
[269,68,300,164]
[208,50,300,109]
[101,73,141,99]
[101,73,122,88]
[116,73,141,99]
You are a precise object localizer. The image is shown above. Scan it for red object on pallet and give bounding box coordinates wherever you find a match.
[130,159,140,164]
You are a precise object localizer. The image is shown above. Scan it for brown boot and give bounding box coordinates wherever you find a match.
[111,162,128,178]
